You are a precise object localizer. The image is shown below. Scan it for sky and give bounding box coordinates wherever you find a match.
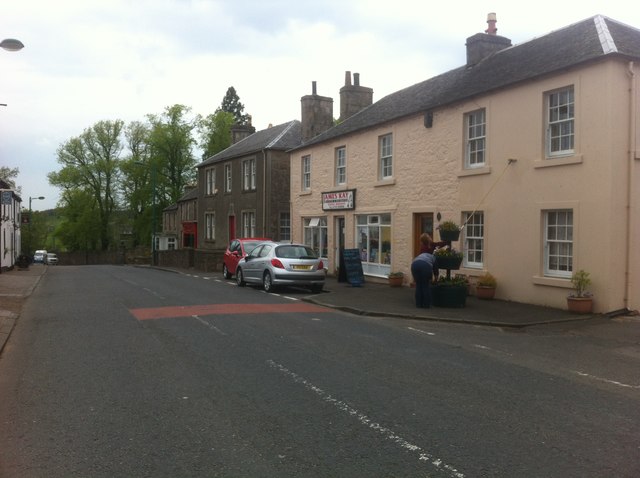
[1,0,638,211]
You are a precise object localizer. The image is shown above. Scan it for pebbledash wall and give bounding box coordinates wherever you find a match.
[290,59,640,313]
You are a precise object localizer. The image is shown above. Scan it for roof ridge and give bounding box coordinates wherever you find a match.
[594,15,617,54]
[265,120,297,149]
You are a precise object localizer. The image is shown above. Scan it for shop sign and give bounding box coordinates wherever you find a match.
[321,189,356,211]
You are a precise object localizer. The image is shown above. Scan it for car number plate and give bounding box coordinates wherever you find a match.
[292,265,312,270]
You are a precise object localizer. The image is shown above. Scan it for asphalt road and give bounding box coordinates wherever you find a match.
[0,265,638,477]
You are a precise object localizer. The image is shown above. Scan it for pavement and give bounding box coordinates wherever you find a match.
[0,264,632,355]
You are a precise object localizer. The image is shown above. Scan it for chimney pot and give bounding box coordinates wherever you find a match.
[354,73,360,86]
[485,12,498,35]
[344,71,352,86]
[312,81,317,95]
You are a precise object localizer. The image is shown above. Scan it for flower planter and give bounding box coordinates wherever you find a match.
[439,229,460,242]
[476,286,496,300]
[388,275,404,287]
[567,296,593,314]
[436,256,463,270]
[432,284,467,307]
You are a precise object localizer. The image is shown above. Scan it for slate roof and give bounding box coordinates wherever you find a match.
[294,15,640,150]
[197,120,302,167]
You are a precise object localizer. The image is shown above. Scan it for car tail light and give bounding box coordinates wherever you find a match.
[271,258,285,269]
[318,260,324,269]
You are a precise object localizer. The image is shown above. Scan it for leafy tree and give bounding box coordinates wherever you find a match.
[0,166,21,195]
[49,120,124,251]
[146,104,198,208]
[219,86,250,125]
[198,110,235,159]
[54,190,101,251]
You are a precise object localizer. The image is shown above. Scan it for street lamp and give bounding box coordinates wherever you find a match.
[27,196,45,255]
[0,38,24,52]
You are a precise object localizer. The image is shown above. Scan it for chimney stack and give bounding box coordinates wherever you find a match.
[300,81,334,142]
[466,13,511,67]
[339,71,373,123]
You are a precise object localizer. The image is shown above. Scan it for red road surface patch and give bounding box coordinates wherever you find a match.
[130,302,329,320]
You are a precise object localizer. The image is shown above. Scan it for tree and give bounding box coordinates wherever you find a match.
[219,86,250,125]
[49,120,124,251]
[198,110,235,159]
[146,104,198,208]
[0,166,21,195]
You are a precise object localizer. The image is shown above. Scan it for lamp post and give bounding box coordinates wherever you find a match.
[28,196,45,255]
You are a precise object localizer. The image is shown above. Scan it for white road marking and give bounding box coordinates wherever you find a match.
[573,371,640,389]
[192,315,227,336]
[407,327,435,336]
[143,287,165,300]
[473,344,513,356]
[267,359,465,478]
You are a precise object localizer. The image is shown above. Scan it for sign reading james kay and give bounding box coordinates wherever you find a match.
[321,189,356,211]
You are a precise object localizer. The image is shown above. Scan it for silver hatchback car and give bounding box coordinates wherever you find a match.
[236,242,326,293]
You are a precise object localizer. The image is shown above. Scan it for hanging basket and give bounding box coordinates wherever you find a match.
[436,255,463,270]
[439,229,460,242]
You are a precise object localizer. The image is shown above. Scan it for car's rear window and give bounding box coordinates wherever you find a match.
[276,245,317,259]
[243,241,261,252]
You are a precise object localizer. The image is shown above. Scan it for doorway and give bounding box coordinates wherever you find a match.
[413,213,434,256]
[334,216,345,274]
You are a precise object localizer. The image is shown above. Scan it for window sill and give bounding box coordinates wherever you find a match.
[532,275,572,289]
[534,154,583,168]
[299,190,312,196]
[374,178,396,187]
[457,166,491,177]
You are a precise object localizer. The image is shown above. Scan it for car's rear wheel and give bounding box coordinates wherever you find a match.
[236,268,246,287]
[263,271,276,292]
[223,264,232,279]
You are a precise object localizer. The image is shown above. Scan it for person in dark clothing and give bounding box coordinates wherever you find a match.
[411,251,437,308]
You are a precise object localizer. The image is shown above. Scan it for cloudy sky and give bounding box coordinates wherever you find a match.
[2,0,638,211]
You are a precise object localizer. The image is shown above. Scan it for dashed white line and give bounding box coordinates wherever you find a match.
[143,287,165,300]
[267,359,465,478]
[573,371,640,389]
[192,315,227,336]
[473,344,513,356]
[407,327,435,336]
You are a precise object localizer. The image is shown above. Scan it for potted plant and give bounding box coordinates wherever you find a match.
[388,271,404,287]
[567,269,593,314]
[438,220,461,242]
[434,246,463,271]
[475,272,497,300]
[432,274,468,307]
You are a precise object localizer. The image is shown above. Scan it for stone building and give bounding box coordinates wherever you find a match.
[289,14,640,313]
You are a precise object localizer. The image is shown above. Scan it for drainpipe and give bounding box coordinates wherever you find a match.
[625,61,636,310]
[263,149,267,236]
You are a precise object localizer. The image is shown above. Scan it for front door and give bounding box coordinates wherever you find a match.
[413,213,434,256]
[334,216,345,274]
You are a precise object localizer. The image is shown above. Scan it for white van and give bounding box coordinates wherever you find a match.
[33,250,47,263]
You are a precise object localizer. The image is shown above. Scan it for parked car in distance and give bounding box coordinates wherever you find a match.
[236,241,326,293]
[45,253,58,265]
[223,237,270,279]
[33,250,47,263]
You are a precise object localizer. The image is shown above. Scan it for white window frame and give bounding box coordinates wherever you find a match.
[356,213,392,277]
[335,146,346,185]
[463,211,484,268]
[205,212,215,240]
[379,134,393,179]
[302,155,311,191]
[224,163,232,193]
[205,167,216,195]
[544,210,573,278]
[465,109,486,168]
[280,212,291,241]
[242,211,256,238]
[242,158,256,191]
[546,86,574,157]
[303,217,328,259]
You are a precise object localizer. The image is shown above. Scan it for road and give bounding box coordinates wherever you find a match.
[0,265,638,477]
